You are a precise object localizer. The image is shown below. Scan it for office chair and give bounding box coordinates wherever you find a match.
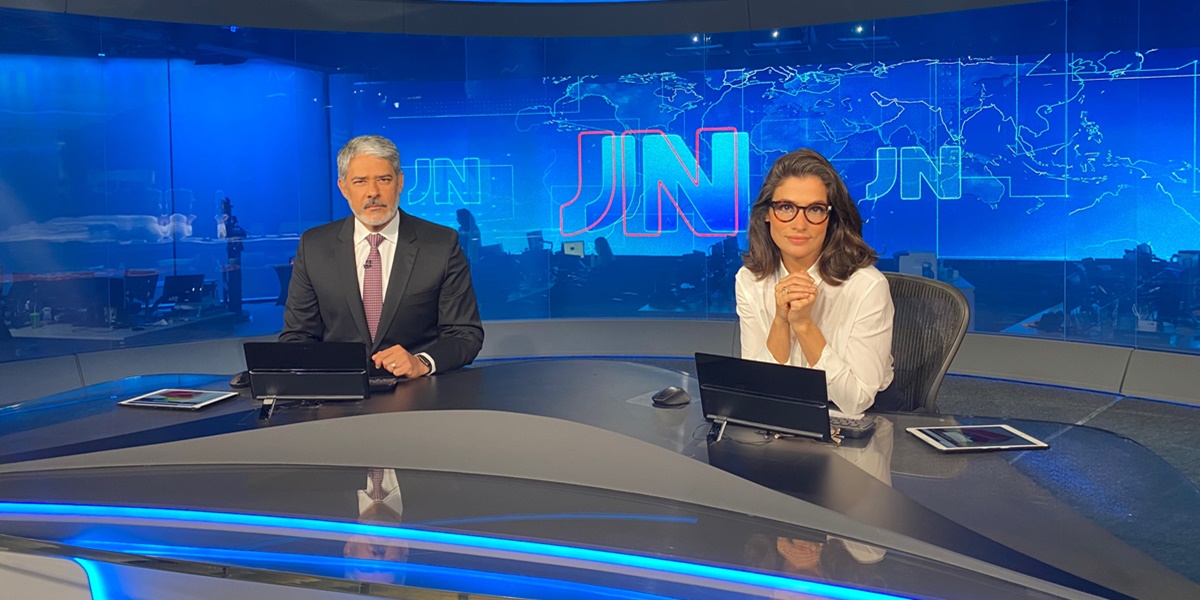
[124,271,159,318]
[874,272,970,413]
[152,274,205,312]
[731,316,741,356]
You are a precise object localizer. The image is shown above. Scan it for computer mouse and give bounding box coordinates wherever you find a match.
[651,385,691,408]
[229,370,251,389]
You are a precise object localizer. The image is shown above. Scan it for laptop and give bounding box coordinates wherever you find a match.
[243,342,392,402]
[694,352,875,442]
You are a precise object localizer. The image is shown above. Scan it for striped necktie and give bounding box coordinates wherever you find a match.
[369,468,387,501]
[364,233,384,340]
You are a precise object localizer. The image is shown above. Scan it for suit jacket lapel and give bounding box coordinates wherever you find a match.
[335,217,371,343]
[374,212,418,352]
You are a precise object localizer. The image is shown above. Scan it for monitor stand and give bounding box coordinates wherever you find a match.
[257,396,324,422]
[706,419,729,443]
[258,397,279,421]
[706,417,843,446]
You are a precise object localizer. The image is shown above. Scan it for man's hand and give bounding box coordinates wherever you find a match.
[372,345,430,378]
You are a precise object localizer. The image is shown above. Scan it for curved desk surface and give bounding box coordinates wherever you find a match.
[0,359,1197,600]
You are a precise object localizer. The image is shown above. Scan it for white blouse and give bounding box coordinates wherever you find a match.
[735,262,894,416]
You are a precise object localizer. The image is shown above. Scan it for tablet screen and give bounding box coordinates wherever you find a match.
[908,425,1047,451]
[118,389,238,410]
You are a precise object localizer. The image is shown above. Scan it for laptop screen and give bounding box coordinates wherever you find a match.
[694,352,827,405]
[694,352,831,440]
[243,342,370,401]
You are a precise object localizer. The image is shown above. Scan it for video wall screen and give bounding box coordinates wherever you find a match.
[367,54,1189,266]
[331,46,1199,345]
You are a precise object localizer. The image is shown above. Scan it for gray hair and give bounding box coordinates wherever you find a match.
[337,135,402,180]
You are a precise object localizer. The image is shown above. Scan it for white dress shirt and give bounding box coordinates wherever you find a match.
[831,416,893,563]
[357,468,404,517]
[735,261,894,416]
[352,215,436,374]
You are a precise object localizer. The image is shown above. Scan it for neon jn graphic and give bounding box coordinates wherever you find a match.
[560,128,750,237]
[864,146,962,200]
[406,158,482,205]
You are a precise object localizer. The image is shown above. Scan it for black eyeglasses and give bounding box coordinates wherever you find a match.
[770,202,833,225]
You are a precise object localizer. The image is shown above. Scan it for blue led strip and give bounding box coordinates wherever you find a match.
[74,559,114,599]
[3,502,911,600]
[72,541,676,600]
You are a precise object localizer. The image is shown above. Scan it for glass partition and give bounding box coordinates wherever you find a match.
[1,0,1198,364]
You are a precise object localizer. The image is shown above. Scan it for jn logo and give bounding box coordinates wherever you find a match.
[406,158,482,205]
[864,146,962,200]
[560,128,750,238]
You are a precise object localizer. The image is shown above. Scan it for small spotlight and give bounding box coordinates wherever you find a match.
[855,25,864,34]
[772,30,779,38]
[229,26,239,33]
[692,35,699,43]
[97,52,106,57]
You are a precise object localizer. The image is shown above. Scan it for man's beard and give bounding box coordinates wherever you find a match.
[356,201,398,227]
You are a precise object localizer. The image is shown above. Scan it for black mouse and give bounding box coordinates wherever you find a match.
[230,370,251,389]
[651,385,691,408]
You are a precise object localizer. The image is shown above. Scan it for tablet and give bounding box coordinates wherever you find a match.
[118,388,238,410]
[907,424,1049,452]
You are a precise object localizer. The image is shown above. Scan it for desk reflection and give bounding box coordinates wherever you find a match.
[731,417,895,589]
[344,467,409,584]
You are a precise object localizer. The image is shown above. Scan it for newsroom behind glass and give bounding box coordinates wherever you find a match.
[0,0,1197,364]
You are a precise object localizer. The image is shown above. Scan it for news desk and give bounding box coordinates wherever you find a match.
[0,359,1196,600]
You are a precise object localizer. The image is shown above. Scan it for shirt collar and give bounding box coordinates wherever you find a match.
[777,260,824,286]
[808,261,824,286]
[353,212,400,246]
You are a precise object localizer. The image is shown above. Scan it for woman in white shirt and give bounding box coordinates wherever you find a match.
[736,149,894,416]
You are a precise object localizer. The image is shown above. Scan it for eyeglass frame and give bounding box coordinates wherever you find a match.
[769,201,833,225]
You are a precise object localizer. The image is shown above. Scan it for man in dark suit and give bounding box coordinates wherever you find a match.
[280,135,483,377]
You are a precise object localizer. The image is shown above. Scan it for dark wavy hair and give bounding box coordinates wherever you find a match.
[743,149,876,286]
